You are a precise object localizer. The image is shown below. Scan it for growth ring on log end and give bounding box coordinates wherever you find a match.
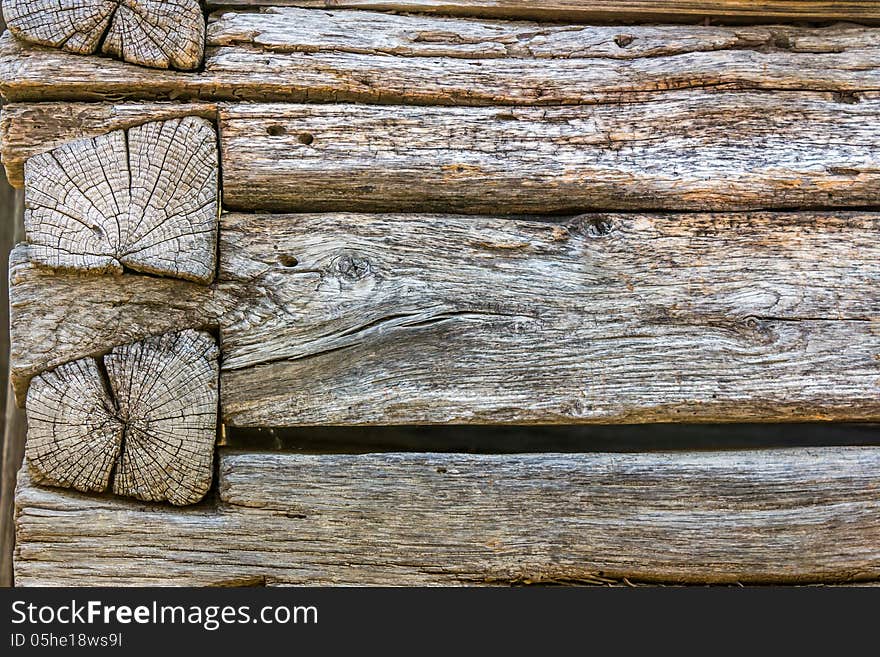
[25,329,219,506]
[23,116,218,284]
[3,0,205,70]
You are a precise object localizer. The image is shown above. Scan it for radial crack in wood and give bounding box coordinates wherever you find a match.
[4,0,206,70]
[24,330,219,505]
[23,116,218,283]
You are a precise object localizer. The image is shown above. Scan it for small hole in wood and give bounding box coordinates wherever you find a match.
[298,133,315,145]
[436,467,447,474]
[90,225,104,238]
[267,125,286,136]
[832,91,860,105]
[614,34,634,48]
[277,255,299,267]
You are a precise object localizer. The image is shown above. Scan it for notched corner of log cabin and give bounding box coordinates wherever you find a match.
[23,115,219,284]
[25,329,219,506]
[9,243,220,408]
[3,0,206,70]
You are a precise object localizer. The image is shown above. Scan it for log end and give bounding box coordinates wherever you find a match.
[23,116,218,284]
[4,0,206,70]
[24,329,219,505]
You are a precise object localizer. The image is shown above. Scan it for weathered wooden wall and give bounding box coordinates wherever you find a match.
[3,0,879,586]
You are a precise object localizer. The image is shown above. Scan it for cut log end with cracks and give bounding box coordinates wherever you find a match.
[25,329,219,506]
[4,0,205,70]
[23,116,218,284]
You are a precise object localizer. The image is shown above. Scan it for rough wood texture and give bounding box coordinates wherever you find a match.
[24,116,218,283]
[218,212,880,425]
[221,94,879,213]
[3,12,880,103]
[8,244,216,406]
[9,212,879,424]
[14,448,880,585]
[208,1,880,24]
[3,0,205,69]
[25,330,218,505]
[0,102,217,189]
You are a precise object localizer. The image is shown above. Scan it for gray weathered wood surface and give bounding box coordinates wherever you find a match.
[207,1,880,24]
[4,0,205,69]
[14,447,880,585]
[5,94,878,211]
[219,96,880,213]
[0,102,216,191]
[3,11,880,104]
[9,245,215,405]
[25,330,219,505]
[10,211,880,424]
[23,116,218,282]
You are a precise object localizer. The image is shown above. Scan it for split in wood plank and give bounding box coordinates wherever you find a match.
[205,1,880,24]
[26,330,218,505]
[23,116,219,283]
[3,0,205,69]
[10,211,880,424]
[2,11,880,104]
[15,448,880,585]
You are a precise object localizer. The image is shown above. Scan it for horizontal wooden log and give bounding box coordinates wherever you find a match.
[220,94,880,213]
[207,1,880,24]
[2,11,880,104]
[218,211,880,425]
[4,0,205,70]
[15,448,880,585]
[0,102,217,188]
[8,245,217,405]
[10,211,880,424]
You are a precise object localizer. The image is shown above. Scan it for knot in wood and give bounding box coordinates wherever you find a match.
[332,253,374,281]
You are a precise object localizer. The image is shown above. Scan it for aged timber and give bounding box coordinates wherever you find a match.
[4,0,206,70]
[2,11,880,104]
[0,103,217,188]
[26,330,219,505]
[15,448,880,585]
[219,96,880,213]
[10,211,880,424]
[23,116,219,282]
[206,1,880,24]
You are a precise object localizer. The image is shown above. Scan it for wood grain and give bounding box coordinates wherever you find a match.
[14,448,880,585]
[221,94,880,213]
[25,330,219,505]
[2,12,880,103]
[206,1,880,24]
[0,102,217,189]
[8,245,217,406]
[217,211,880,425]
[4,0,205,70]
[10,212,879,424]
